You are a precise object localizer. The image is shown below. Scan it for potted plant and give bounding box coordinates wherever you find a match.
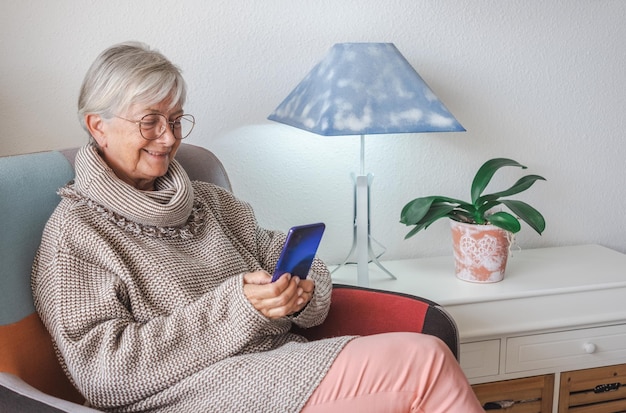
[400,158,546,283]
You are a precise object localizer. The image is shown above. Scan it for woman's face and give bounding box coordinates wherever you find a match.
[93,99,183,191]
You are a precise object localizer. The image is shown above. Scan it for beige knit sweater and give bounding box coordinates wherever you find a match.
[31,144,353,412]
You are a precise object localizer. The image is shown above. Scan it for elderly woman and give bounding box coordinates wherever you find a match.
[31,42,482,413]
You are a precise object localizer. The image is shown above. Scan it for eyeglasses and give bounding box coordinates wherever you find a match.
[116,113,195,140]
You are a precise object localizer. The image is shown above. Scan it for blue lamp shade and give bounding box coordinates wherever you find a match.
[268,43,465,136]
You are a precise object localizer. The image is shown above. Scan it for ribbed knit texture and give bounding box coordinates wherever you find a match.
[73,144,194,228]
[31,144,353,412]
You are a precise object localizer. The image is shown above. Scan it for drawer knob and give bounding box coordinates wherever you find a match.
[583,342,597,354]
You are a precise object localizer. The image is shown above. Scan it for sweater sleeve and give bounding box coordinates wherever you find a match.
[252,226,332,330]
[32,208,286,409]
[195,182,333,329]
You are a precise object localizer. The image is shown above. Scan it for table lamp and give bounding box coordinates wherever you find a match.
[268,42,464,286]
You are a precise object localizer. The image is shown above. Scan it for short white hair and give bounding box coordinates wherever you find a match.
[78,41,187,133]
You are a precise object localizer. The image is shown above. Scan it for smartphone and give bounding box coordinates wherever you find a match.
[271,223,326,282]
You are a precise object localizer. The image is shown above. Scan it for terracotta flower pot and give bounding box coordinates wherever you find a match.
[450,220,511,283]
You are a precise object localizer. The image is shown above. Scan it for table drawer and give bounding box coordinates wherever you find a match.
[472,374,554,412]
[460,340,500,379]
[506,324,626,373]
[559,364,626,413]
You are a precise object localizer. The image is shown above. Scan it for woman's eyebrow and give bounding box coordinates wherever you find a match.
[144,108,185,117]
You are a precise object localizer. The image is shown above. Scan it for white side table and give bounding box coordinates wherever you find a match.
[332,244,626,412]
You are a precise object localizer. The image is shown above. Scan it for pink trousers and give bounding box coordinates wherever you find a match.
[302,332,483,413]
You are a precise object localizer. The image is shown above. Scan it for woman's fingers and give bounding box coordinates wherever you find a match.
[243,272,303,318]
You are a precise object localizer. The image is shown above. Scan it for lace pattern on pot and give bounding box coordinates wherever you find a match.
[58,185,205,240]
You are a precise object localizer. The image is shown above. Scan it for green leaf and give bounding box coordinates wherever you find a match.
[401,203,456,229]
[471,159,527,204]
[476,200,502,217]
[402,203,458,239]
[500,199,546,235]
[477,174,546,205]
[400,197,436,224]
[420,204,458,225]
[487,211,521,233]
[404,225,424,239]
[400,196,466,225]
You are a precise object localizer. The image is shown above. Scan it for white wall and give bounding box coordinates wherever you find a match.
[2,1,625,266]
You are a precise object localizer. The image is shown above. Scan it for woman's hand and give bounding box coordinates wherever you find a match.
[243,271,315,319]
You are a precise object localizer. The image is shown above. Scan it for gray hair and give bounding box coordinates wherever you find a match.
[78,41,187,134]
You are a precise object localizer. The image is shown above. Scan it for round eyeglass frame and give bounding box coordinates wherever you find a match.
[115,113,196,141]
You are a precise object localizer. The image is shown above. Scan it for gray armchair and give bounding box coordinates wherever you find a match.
[0,143,458,412]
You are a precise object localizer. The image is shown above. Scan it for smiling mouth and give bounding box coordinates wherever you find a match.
[145,149,170,157]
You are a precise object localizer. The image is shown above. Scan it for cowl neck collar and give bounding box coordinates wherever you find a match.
[71,143,194,228]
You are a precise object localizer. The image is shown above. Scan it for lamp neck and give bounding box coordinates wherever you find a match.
[359,134,365,175]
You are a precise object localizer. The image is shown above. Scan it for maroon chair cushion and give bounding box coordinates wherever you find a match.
[294,284,459,359]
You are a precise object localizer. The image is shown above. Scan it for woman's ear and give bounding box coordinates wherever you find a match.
[84,114,107,148]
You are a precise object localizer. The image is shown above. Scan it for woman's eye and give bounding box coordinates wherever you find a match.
[141,121,158,129]
[140,115,161,129]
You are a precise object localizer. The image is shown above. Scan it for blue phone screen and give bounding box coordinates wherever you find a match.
[271,223,325,282]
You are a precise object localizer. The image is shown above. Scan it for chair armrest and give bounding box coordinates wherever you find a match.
[294,284,459,359]
[0,372,101,413]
